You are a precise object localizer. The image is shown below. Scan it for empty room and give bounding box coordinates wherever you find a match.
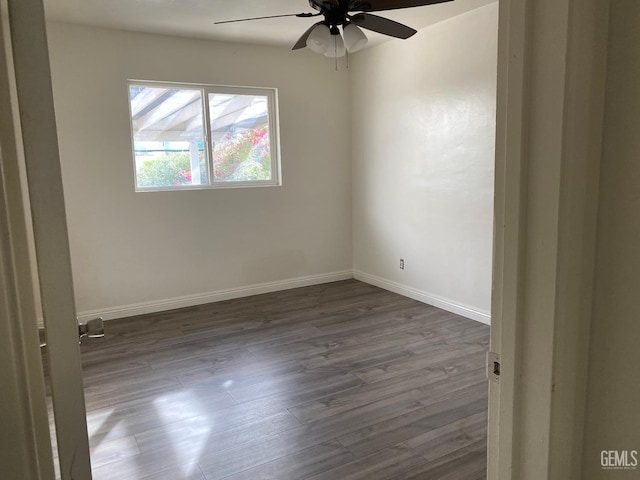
[5,0,640,479]
[7,0,499,478]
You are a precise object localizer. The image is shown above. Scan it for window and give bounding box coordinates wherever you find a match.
[128,81,280,191]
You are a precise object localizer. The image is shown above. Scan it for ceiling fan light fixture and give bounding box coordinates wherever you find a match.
[306,23,331,54]
[343,23,368,52]
[324,32,346,58]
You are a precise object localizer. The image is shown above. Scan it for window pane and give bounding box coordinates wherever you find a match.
[209,93,272,182]
[129,86,207,188]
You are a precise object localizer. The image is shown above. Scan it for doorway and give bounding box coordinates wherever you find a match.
[2,0,611,478]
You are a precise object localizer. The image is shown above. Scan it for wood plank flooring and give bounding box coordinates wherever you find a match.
[46,279,490,479]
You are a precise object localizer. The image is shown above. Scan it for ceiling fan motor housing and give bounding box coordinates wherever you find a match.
[310,0,353,28]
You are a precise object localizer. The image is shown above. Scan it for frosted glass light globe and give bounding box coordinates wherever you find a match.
[324,33,346,58]
[343,23,368,52]
[306,24,331,54]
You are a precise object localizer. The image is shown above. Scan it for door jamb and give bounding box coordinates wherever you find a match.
[4,0,92,478]
[488,0,610,478]
[0,1,54,478]
[487,0,530,476]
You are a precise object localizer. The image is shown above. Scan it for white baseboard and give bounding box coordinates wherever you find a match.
[353,270,491,325]
[76,270,353,322]
[77,269,491,325]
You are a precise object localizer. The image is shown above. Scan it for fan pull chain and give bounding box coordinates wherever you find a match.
[346,49,349,69]
[334,36,338,71]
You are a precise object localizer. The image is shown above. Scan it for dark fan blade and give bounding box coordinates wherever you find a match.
[292,22,324,50]
[215,12,318,25]
[349,0,453,13]
[350,13,417,39]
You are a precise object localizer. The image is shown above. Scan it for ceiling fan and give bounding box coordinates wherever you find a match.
[215,0,454,57]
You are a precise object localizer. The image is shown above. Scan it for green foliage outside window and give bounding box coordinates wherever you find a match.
[136,127,271,187]
[213,127,271,182]
[136,152,206,187]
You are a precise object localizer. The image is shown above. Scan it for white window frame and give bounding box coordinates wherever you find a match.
[127,80,282,192]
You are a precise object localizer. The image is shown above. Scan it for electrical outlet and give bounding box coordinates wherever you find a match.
[399,259,405,270]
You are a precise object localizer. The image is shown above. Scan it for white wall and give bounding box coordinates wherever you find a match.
[350,3,498,323]
[46,23,352,318]
[582,1,640,476]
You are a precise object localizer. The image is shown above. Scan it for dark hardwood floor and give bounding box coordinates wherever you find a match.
[47,279,490,479]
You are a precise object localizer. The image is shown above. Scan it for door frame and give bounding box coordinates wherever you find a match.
[1,0,92,478]
[0,3,55,477]
[488,0,610,478]
[0,0,611,478]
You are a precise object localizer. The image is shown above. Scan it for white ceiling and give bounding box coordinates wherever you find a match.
[43,0,496,49]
